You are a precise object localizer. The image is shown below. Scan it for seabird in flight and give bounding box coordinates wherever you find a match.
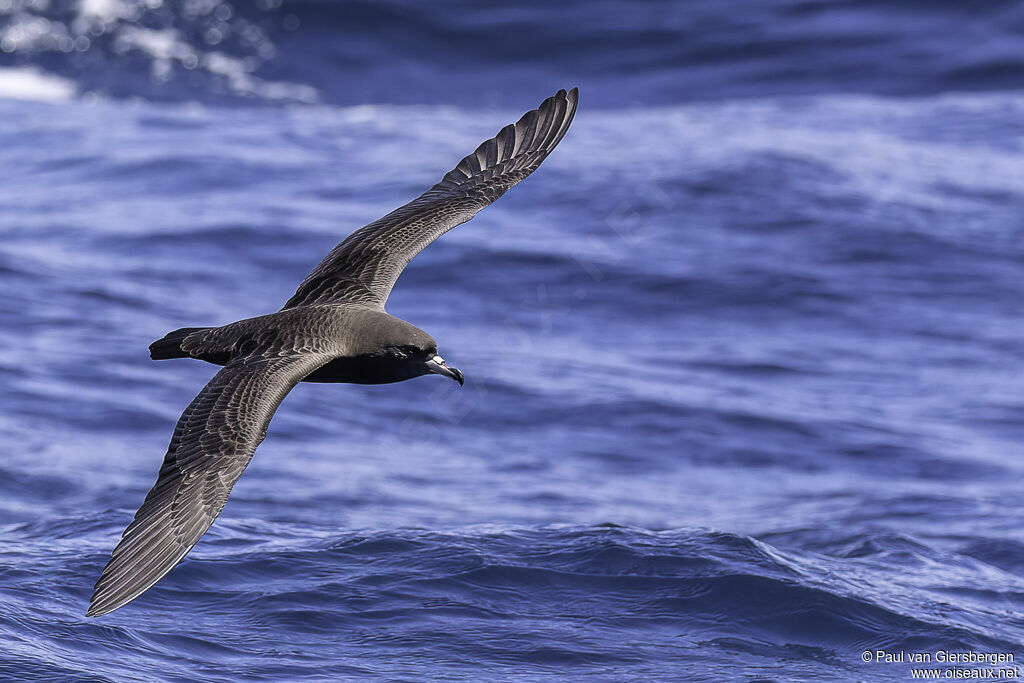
[87,87,579,616]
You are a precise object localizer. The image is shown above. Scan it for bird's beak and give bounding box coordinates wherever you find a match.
[425,354,464,386]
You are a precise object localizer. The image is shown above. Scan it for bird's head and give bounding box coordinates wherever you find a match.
[362,314,464,386]
[381,340,464,386]
[380,339,464,385]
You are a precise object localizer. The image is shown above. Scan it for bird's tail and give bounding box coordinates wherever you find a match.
[149,327,209,360]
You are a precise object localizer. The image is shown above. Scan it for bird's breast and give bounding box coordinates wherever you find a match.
[301,353,423,384]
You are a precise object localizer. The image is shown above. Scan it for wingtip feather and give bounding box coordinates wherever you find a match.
[433,87,578,196]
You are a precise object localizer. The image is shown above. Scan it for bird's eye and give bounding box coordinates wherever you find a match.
[392,345,421,358]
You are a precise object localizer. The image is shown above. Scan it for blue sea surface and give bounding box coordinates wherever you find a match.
[1,2,1023,681]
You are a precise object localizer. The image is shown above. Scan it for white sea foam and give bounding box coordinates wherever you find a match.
[0,66,75,102]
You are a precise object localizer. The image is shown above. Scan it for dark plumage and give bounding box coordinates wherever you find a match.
[88,88,579,617]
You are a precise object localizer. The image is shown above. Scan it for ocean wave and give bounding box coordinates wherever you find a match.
[2,521,1016,681]
[2,39,1023,679]
[2,1,1024,106]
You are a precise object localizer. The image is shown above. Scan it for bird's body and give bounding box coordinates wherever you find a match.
[88,88,579,617]
[151,306,440,384]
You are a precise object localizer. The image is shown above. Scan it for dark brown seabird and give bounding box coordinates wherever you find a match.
[87,88,579,617]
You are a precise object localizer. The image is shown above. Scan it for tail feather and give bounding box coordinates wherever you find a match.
[149,327,208,360]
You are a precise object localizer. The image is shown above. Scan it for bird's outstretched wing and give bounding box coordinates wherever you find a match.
[88,353,329,617]
[282,87,578,309]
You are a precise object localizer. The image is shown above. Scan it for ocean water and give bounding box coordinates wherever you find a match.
[2,2,1023,681]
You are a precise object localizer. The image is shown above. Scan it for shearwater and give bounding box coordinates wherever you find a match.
[88,88,579,617]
